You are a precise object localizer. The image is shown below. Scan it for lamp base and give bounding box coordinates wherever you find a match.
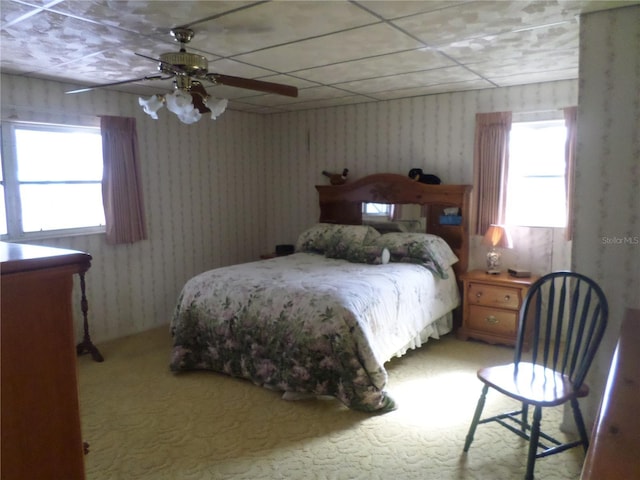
[486,248,502,275]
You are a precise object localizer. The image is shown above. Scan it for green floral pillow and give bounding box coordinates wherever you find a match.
[326,243,390,265]
[324,225,381,260]
[374,233,458,278]
[296,224,381,255]
[295,223,340,253]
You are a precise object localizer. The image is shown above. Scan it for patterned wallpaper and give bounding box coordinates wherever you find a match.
[263,80,578,275]
[571,5,640,427]
[1,73,267,342]
[1,75,579,344]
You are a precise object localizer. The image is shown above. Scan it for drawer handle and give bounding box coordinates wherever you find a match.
[504,295,511,301]
[485,315,499,324]
[476,292,483,298]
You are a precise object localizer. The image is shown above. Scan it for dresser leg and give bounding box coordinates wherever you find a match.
[75,272,104,362]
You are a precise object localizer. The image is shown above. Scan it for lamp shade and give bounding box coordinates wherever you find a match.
[482,224,513,249]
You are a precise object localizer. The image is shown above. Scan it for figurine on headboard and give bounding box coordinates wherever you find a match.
[322,168,349,185]
[408,168,441,185]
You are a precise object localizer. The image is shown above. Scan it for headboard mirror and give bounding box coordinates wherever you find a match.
[362,203,426,234]
[316,173,472,277]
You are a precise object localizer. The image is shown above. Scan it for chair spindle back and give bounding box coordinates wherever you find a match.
[514,271,608,389]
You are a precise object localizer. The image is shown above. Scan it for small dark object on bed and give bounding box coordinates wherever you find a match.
[408,168,441,185]
[322,168,349,185]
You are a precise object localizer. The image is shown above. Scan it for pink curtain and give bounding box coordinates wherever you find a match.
[564,106,578,241]
[472,111,512,235]
[100,116,147,244]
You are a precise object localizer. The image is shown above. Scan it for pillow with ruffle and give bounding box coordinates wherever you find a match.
[374,232,458,278]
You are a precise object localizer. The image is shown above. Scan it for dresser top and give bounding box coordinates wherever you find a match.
[461,269,539,287]
[1,242,91,275]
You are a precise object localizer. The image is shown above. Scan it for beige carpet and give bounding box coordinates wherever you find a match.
[78,327,584,479]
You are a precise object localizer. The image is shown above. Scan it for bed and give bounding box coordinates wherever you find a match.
[170,173,472,413]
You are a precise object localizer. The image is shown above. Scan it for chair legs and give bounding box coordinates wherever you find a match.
[524,406,542,480]
[463,384,489,452]
[521,403,529,432]
[570,398,590,452]
[463,389,552,480]
[464,386,585,479]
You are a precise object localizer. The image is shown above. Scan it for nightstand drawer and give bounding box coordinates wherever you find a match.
[468,283,520,309]
[467,305,518,337]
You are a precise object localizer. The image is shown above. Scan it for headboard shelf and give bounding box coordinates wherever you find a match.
[316,173,472,276]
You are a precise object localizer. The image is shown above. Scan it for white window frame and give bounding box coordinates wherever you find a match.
[505,119,567,228]
[0,121,106,241]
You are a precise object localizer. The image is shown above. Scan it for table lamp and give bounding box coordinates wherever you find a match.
[482,224,513,274]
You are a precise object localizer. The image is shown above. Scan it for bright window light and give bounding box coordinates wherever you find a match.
[363,203,393,217]
[1,123,105,239]
[0,155,6,236]
[506,121,567,228]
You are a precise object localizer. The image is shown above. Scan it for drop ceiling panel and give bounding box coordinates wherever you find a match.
[369,78,494,100]
[1,0,637,114]
[182,1,380,57]
[233,23,425,73]
[335,66,483,95]
[439,23,578,65]
[393,1,579,48]
[44,0,255,37]
[358,0,469,19]
[469,49,579,78]
[293,49,457,85]
[492,68,578,87]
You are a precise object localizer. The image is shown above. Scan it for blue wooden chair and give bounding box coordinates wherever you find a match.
[463,271,608,480]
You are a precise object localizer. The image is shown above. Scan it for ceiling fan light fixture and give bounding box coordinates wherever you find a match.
[138,94,164,119]
[165,89,193,113]
[209,98,228,120]
[138,88,227,124]
[165,89,201,124]
[177,108,202,125]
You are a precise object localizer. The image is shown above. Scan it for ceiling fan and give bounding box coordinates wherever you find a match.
[66,28,298,122]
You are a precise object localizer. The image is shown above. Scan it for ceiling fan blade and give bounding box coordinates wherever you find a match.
[65,75,166,94]
[208,73,298,98]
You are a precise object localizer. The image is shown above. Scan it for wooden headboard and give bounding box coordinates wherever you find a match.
[316,173,472,277]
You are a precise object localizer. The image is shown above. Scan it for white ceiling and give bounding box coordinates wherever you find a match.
[1,0,637,114]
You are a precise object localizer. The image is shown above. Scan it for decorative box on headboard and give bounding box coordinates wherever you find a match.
[316,173,472,277]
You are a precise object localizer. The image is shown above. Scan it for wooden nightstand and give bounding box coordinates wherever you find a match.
[457,270,539,348]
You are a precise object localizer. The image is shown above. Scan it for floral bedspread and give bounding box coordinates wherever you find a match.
[170,253,459,412]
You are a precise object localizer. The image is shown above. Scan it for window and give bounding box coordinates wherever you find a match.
[1,123,105,240]
[505,120,567,227]
[0,152,6,236]
[362,202,393,218]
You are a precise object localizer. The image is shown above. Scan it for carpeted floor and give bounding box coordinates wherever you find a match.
[78,326,584,479]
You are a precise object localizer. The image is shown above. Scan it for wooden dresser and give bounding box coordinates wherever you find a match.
[1,242,90,480]
[581,307,640,479]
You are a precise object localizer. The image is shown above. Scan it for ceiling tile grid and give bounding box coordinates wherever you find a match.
[1,0,638,113]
